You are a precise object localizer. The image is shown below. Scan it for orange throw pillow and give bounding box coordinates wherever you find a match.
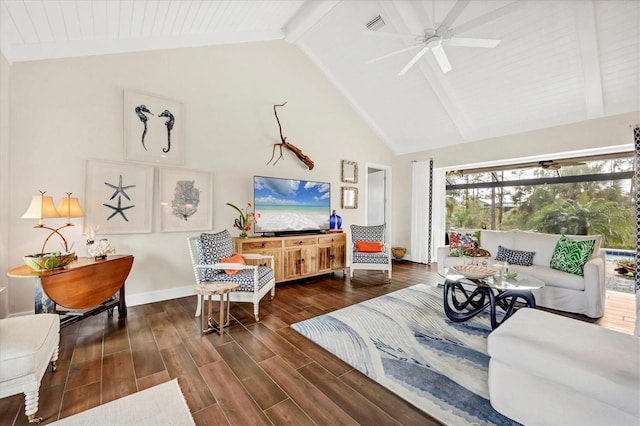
[221,253,245,275]
[356,241,384,253]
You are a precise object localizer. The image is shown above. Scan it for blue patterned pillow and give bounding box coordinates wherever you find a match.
[550,235,596,276]
[197,230,234,281]
[495,245,535,266]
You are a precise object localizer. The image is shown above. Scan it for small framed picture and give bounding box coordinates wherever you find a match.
[123,89,185,165]
[84,159,154,234]
[158,168,213,232]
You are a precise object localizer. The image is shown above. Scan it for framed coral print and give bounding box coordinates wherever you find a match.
[158,168,213,232]
[84,159,154,234]
[124,89,185,165]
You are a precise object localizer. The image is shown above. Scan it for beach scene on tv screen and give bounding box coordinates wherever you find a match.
[254,177,330,233]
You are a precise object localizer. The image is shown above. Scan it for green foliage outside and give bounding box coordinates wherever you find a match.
[446,161,635,249]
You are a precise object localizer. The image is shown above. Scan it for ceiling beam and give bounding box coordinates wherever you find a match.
[283,0,342,43]
[573,0,604,118]
[383,0,474,141]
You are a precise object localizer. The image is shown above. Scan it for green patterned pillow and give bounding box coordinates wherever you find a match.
[549,235,596,276]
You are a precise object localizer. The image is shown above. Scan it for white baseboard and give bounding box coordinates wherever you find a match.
[126,285,195,307]
[8,285,197,318]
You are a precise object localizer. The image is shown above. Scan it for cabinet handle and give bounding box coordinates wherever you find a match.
[300,258,305,263]
[261,243,265,248]
[298,241,303,245]
[330,254,335,259]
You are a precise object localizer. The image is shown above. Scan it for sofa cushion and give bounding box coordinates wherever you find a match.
[0,314,60,383]
[495,246,535,266]
[508,264,586,291]
[447,230,478,257]
[197,230,234,281]
[480,230,515,259]
[550,235,596,276]
[514,230,601,266]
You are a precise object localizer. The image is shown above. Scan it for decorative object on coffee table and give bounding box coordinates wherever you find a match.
[266,102,315,170]
[452,264,497,280]
[463,243,491,266]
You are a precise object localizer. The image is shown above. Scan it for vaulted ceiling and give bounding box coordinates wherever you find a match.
[2,0,639,155]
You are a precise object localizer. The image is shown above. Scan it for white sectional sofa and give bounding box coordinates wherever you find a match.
[437,230,606,318]
[487,308,640,425]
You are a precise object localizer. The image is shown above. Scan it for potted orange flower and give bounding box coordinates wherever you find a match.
[227,202,259,238]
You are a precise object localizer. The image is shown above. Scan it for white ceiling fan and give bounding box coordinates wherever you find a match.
[365,0,526,75]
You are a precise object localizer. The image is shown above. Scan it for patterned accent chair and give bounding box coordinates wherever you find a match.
[350,224,392,280]
[187,230,276,322]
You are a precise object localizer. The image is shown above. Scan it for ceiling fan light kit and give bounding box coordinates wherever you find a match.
[365,0,524,75]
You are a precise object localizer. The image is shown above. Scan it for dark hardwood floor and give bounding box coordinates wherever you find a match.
[0,261,635,426]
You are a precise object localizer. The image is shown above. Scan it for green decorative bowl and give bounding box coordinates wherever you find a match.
[24,252,76,271]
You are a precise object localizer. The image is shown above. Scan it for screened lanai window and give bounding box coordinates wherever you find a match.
[445,152,635,250]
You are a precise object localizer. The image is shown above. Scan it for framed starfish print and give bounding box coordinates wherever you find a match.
[84,159,154,234]
[123,89,185,165]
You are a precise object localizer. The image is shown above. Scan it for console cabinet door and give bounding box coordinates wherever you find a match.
[318,234,346,272]
[284,246,317,279]
[317,245,333,273]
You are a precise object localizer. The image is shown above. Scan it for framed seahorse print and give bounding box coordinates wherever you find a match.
[123,89,185,165]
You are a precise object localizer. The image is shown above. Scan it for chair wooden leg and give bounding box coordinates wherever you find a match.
[219,294,225,335]
[200,295,205,333]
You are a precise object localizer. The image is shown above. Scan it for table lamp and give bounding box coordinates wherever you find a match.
[22,191,84,254]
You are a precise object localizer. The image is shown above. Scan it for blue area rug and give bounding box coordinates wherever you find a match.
[291,283,518,426]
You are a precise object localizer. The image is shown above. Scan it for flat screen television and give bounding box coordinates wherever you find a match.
[254,176,331,235]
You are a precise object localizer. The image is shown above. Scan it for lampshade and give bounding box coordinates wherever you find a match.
[57,196,85,219]
[22,195,61,222]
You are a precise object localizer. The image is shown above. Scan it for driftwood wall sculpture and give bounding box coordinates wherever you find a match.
[267,102,315,170]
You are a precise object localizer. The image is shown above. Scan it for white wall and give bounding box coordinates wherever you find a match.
[4,41,394,315]
[1,54,10,317]
[392,111,639,260]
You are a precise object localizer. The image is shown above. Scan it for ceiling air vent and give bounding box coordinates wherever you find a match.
[365,15,385,31]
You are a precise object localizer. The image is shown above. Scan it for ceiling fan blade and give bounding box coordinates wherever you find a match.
[398,46,430,76]
[454,0,527,35]
[365,44,423,64]
[437,0,471,33]
[431,43,452,73]
[447,37,500,48]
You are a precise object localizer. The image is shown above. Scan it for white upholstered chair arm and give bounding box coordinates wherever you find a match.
[195,263,258,272]
[437,246,450,264]
[582,251,606,318]
[240,253,275,269]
